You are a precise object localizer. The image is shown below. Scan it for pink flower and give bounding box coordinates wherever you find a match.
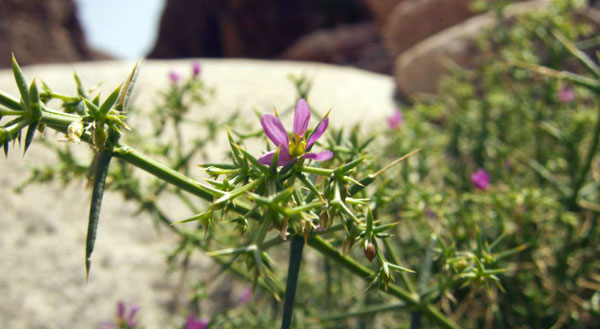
[169,71,181,84]
[192,62,201,77]
[258,99,333,166]
[471,169,490,190]
[387,110,403,130]
[557,86,574,103]
[239,286,252,304]
[186,314,209,329]
[102,301,139,329]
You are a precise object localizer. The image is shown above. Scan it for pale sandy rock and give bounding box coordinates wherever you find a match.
[0,59,396,329]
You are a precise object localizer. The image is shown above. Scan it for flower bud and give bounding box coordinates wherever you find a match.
[65,121,84,143]
[192,62,201,77]
[364,242,376,263]
[94,125,108,147]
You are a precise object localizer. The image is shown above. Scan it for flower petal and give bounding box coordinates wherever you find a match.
[471,169,490,190]
[258,148,292,166]
[293,99,311,136]
[117,301,125,319]
[306,117,329,148]
[257,150,276,165]
[127,304,139,327]
[304,150,333,161]
[261,114,288,148]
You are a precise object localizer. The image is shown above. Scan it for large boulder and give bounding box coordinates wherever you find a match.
[148,0,371,59]
[394,0,550,98]
[363,0,407,26]
[382,0,476,57]
[280,23,393,73]
[0,0,105,68]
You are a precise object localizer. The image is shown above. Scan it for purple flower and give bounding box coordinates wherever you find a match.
[103,301,139,329]
[471,169,490,190]
[387,110,403,130]
[239,286,252,304]
[186,314,209,329]
[557,86,575,103]
[424,208,436,219]
[169,71,181,84]
[258,99,333,166]
[126,304,139,327]
[192,62,201,77]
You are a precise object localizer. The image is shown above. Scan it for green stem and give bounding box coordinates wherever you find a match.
[307,236,461,329]
[112,145,222,200]
[85,151,112,280]
[319,302,406,322]
[383,238,416,294]
[32,109,459,329]
[281,236,305,329]
[0,89,23,111]
[298,165,333,176]
[0,108,25,116]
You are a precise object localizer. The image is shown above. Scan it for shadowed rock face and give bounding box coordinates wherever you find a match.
[280,23,393,73]
[147,0,371,59]
[0,0,106,68]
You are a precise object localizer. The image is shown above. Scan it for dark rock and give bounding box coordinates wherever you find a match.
[280,23,393,73]
[0,0,106,68]
[148,0,371,59]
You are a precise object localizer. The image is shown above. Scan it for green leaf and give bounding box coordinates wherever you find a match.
[365,207,374,240]
[336,155,367,174]
[92,94,100,107]
[116,62,140,113]
[0,89,24,111]
[85,151,112,281]
[73,72,89,99]
[23,121,39,154]
[98,84,121,116]
[553,30,600,80]
[227,130,246,169]
[296,172,323,201]
[11,54,30,111]
[82,98,100,117]
[348,175,375,196]
[3,139,8,158]
[28,79,42,119]
[172,210,212,224]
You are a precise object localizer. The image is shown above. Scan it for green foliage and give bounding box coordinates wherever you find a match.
[1,1,600,328]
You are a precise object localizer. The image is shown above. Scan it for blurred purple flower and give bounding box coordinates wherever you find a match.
[258,99,333,166]
[557,86,575,103]
[186,314,209,329]
[192,62,202,77]
[102,301,139,329]
[387,110,403,130]
[471,169,490,190]
[169,71,181,84]
[424,208,436,219]
[239,286,252,304]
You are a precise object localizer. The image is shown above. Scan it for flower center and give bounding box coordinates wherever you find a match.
[289,133,306,158]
